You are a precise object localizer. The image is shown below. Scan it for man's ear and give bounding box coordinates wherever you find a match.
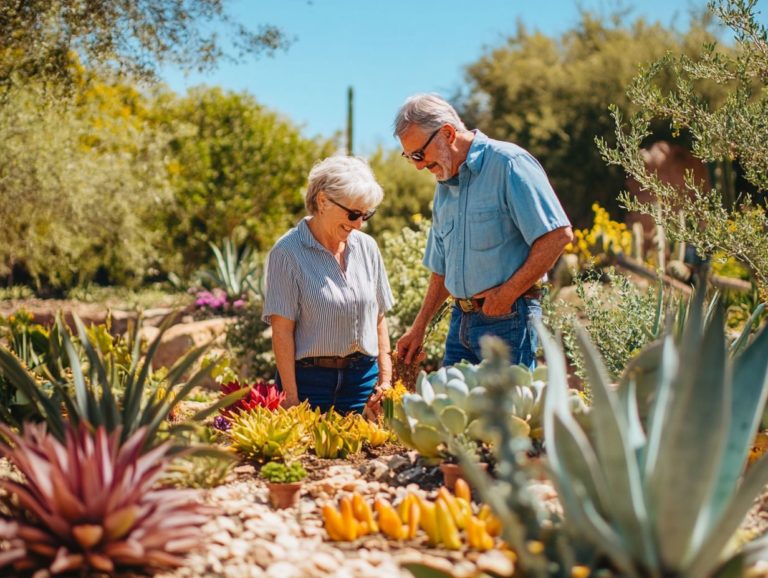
[444,124,457,144]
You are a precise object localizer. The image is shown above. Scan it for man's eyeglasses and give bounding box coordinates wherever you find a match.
[401,127,441,163]
[326,197,376,221]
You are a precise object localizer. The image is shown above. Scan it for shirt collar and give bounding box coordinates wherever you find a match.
[441,129,488,187]
[297,217,358,252]
[464,129,488,175]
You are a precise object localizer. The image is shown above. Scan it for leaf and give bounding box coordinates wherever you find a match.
[707,320,768,529]
[648,306,729,569]
[574,325,655,567]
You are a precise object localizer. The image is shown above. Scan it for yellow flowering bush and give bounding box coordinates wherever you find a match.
[565,203,632,268]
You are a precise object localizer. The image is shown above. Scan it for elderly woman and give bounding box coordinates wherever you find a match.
[262,156,394,415]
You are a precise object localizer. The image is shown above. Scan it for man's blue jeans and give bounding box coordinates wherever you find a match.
[442,297,541,368]
[276,355,378,414]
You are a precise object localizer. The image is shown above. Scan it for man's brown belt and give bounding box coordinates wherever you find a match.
[454,283,544,314]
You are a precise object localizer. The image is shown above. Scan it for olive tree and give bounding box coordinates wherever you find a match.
[0,0,287,92]
[598,0,768,300]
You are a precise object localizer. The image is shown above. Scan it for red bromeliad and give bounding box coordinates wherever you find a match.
[219,380,286,419]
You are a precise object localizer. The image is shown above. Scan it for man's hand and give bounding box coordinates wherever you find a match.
[474,285,514,317]
[396,328,426,365]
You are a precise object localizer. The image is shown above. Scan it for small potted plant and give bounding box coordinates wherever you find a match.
[260,461,307,509]
[439,435,489,491]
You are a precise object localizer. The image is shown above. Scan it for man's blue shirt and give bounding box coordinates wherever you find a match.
[424,130,571,298]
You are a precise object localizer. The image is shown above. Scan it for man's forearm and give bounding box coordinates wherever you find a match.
[499,226,573,301]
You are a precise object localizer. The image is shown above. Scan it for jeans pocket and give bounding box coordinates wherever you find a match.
[478,310,517,321]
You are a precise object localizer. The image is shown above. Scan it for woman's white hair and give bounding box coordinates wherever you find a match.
[304,155,384,215]
[392,93,467,137]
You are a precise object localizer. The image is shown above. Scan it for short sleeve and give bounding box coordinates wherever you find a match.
[261,247,300,324]
[422,216,446,275]
[505,153,571,245]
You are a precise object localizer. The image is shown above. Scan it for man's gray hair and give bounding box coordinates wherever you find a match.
[393,93,467,137]
[304,155,384,215]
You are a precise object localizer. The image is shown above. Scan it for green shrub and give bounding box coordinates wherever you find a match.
[381,219,450,367]
[548,269,663,387]
[226,301,275,381]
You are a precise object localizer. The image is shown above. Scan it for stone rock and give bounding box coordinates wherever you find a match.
[265,561,301,578]
[151,317,233,379]
[359,458,390,482]
[476,550,515,577]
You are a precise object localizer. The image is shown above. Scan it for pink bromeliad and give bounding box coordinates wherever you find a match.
[218,380,286,420]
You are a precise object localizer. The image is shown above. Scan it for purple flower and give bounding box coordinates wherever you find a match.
[195,288,230,311]
[233,299,246,309]
[213,415,231,431]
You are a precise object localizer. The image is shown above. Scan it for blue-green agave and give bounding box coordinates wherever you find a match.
[541,279,768,578]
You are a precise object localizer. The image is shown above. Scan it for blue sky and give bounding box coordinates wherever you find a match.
[159,0,766,155]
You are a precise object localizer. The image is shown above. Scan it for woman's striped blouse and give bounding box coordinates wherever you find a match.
[262,218,395,360]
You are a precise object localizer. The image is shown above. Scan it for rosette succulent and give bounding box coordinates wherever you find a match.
[388,360,587,461]
[387,362,491,460]
[0,423,210,576]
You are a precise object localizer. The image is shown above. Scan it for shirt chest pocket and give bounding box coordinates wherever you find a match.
[469,208,505,250]
[438,217,455,255]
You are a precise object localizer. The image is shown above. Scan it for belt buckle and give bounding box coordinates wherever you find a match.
[457,298,475,313]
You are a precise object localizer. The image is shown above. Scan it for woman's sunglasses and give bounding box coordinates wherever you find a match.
[326,197,376,221]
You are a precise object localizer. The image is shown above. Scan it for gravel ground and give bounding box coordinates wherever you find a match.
[2,454,768,578]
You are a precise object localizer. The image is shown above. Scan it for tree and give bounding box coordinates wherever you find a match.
[0,0,287,93]
[456,11,727,227]
[598,0,768,300]
[152,87,336,276]
[0,79,173,289]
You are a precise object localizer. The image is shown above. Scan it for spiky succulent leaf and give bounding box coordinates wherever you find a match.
[647,307,729,569]
[0,423,209,576]
[707,321,768,527]
[574,325,656,567]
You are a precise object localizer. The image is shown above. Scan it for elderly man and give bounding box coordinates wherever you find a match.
[394,93,573,368]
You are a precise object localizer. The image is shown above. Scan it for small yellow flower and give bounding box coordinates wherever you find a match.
[571,565,591,578]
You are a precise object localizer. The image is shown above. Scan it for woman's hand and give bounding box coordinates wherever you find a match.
[363,381,391,421]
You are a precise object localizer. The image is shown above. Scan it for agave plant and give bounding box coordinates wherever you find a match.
[541,276,768,578]
[0,422,211,575]
[0,313,244,451]
[197,237,262,301]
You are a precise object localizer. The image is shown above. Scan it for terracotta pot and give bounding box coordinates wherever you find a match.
[439,461,488,491]
[267,481,303,509]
